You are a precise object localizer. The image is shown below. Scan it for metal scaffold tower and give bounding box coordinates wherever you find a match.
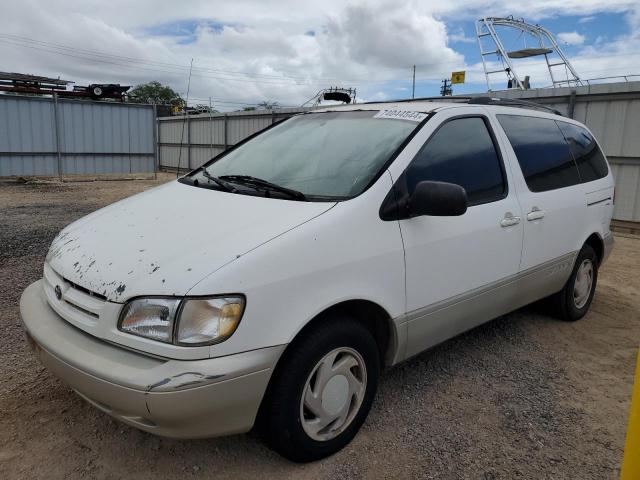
[476,16,583,91]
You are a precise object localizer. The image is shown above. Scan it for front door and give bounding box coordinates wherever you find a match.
[393,112,524,357]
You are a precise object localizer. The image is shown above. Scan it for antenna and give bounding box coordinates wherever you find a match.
[176,58,194,178]
[476,16,582,91]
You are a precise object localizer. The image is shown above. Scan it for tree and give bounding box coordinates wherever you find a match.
[127,81,185,106]
[258,100,279,110]
[192,104,219,114]
[240,101,277,112]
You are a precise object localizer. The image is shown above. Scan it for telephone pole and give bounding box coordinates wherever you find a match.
[209,96,214,153]
[412,65,416,99]
[440,78,452,96]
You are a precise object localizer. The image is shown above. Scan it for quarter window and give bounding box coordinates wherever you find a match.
[556,121,609,182]
[405,117,506,205]
[497,114,581,192]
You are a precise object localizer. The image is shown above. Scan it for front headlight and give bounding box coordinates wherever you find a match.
[176,297,244,345]
[118,296,245,346]
[119,298,180,343]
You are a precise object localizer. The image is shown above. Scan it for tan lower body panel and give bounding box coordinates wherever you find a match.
[33,339,273,438]
[21,281,285,439]
[402,252,577,360]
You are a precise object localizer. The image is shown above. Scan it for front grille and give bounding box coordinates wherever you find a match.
[63,276,107,301]
[43,263,107,328]
[63,297,100,318]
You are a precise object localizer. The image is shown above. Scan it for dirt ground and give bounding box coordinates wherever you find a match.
[1,173,638,479]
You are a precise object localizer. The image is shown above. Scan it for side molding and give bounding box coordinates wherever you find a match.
[390,252,577,363]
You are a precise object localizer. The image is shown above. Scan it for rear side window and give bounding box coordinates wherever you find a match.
[497,114,580,192]
[405,117,506,205]
[556,121,609,182]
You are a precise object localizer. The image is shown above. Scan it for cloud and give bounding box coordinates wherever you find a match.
[425,0,636,20]
[578,16,596,23]
[450,27,476,44]
[321,4,462,71]
[0,0,467,108]
[0,0,638,108]
[557,31,586,45]
[368,91,389,101]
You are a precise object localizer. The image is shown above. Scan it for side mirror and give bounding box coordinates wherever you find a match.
[408,180,468,217]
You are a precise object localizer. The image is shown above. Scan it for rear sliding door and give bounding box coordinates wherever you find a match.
[495,114,586,273]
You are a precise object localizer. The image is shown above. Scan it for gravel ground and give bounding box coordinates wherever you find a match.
[1,173,638,479]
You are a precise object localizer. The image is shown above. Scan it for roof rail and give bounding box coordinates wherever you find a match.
[360,96,473,105]
[359,95,563,116]
[468,96,564,116]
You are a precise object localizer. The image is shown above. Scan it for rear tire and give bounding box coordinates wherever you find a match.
[551,244,598,321]
[258,315,379,462]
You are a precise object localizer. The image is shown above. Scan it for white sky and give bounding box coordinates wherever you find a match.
[1,0,638,109]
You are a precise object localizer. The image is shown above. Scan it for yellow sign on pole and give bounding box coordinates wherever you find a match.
[621,349,640,479]
[451,71,466,84]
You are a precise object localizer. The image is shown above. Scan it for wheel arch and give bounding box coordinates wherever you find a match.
[254,298,397,433]
[584,232,605,265]
[285,299,398,368]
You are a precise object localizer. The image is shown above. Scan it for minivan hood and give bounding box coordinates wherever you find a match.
[46,181,335,302]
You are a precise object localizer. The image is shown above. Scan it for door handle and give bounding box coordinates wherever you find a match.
[500,213,521,227]
[526,207,546,221]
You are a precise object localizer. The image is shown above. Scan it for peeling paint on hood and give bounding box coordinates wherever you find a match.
[46,180,335,302]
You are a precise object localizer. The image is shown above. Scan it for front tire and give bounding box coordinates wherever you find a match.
[258,315,380,462]
[551,244,598,321]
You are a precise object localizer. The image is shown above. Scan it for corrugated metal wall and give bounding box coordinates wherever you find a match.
[0,94,156,177]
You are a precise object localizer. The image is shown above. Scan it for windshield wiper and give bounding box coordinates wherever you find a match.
[201,168,238,192]
[219,175,308,201]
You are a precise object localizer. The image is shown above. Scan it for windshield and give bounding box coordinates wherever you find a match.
[196,110,422,200]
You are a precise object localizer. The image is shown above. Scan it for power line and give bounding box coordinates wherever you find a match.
[0,34,306,80]
[0,40,307,108]
[0,37,338,87]
[187,95,298,108]
[0,33,480,88]
[0,34,488,90]
[2,32,637,101]
[0,33,369,85]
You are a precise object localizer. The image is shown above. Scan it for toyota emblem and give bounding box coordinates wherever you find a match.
[54,285,62,300]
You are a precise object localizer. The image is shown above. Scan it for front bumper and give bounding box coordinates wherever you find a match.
[20,280,285,439]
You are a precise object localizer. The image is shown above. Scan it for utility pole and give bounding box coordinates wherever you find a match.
[440,78,452,96]
[209,96,214,154]
[412,65,416,99]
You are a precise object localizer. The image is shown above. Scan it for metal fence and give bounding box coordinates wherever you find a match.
[157,107,309,171]
[0,94,156,177]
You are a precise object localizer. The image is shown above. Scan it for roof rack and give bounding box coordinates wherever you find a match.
[360,96,473,105]
[360,95,563,116]
[468,96,564,116]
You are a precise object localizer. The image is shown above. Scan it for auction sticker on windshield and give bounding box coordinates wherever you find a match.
[373,109,428,122]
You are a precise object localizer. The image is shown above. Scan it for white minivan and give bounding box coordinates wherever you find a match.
[20,98,614,461]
